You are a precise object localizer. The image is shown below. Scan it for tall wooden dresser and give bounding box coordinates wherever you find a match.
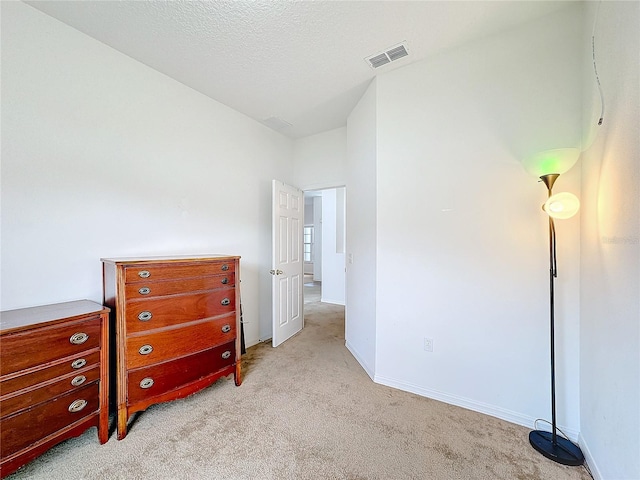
[0,300,110,478]
[101,255,242,440]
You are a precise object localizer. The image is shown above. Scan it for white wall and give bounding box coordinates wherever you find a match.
[292,127,346,191]
[292,126,348,292]
[372,5,583,435]
[313,196,323,282]
[303,196,314,275]
[320,188,345,305]
[304,197,314,226]
[579,2,640,479]
[345,80,378,378]
[0,2,294,348]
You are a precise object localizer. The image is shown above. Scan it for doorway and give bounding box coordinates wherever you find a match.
[303,187,346,306]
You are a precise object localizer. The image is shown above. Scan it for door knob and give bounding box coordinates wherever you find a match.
[269,269,284,275]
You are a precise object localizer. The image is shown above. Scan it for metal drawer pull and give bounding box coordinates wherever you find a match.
[138,287,151,295]
[139,344,153,355]
[69,332,89,345]
[138,311,153,321]
[221,298,231,306]
[138,270,151,278]
[71,358,87,369]
[221,264,229,271]
[71,375,87,387]
[221,351,232,360]
[140,377,154,389]
[68,399,88,413]
[221,277,229,285]
[221,324,231,333]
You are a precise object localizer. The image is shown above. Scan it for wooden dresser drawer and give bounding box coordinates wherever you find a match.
[0,351,100,397]
[1,382,99,459]
[0,318,101,376]
[125,289,235,333]
[124,272,235,299]
[124,261,235,283]
[1,367,100,419]
[126,317,236,369]
[127,342,235,405]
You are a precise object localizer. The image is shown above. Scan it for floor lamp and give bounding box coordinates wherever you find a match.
[524,149,585,466]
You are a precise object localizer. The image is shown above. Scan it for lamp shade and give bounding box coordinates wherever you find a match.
[543,192,580,219]
[523,148,580,178]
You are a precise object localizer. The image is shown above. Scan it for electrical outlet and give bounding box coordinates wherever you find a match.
[424,337,434,352]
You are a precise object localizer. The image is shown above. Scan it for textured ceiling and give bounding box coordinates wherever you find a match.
[25,1,572,139]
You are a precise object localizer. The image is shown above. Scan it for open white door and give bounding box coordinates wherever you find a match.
[272,180,304,347]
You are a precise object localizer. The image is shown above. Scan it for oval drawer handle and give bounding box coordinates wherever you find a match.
[138,287,151,295]
[221,277,229,285]
[68,399,88,413]
[221,324,231,333]
[138,311,153,321]
[140,377,154,389]
[221,350,232,360]
[138,270,151,278]
[221,298,231,306]
[139,344,153,355]
[221,264,229,271]
[71,358,87,369]
[71,375,87,387]
[69,332,89,345]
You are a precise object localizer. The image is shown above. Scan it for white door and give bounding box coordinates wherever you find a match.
[272,180,304,347]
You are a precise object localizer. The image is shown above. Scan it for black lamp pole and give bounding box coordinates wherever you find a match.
[528,173,585,466]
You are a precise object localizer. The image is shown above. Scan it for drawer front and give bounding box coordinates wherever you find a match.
[126,317,236,369]
[0,318,102,376]
[0,351,100,397]
[124,261,236,283]
[0,367,100,419]
[125,289,235,334]
[127,342,235,405]
[124,272,235,299]
[0,382,99,458]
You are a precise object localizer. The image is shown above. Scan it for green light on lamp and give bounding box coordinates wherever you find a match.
[523,148,580,178]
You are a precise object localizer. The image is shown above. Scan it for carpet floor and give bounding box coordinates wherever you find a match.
[6,293,592,479]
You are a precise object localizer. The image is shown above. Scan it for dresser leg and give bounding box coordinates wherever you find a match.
[117,408,128,440]
[98,409,109,444]
[234,362,242,386]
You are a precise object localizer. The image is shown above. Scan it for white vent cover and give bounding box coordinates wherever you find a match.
[365,43,409,69]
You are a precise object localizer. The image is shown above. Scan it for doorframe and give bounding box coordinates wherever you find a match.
[261,183,347,344]
[302,185,347,307]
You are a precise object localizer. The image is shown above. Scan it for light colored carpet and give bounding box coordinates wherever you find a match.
[304,280,321,304]
[7,296,592,479]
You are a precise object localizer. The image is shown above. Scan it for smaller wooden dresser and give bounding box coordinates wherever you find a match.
[0,300,110,478]
[102,255,242,440]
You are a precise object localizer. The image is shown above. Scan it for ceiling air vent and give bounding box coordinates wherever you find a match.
[365,43,409,69]
[368,53,391,69]
[386,45,408,61]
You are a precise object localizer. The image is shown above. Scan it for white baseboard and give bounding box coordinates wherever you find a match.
[373,374,581,442]
[345,341,375,380]
[578,433,602,480]
[320,297,345,306]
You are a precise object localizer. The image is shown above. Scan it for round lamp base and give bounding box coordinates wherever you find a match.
[529,430,584,466]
